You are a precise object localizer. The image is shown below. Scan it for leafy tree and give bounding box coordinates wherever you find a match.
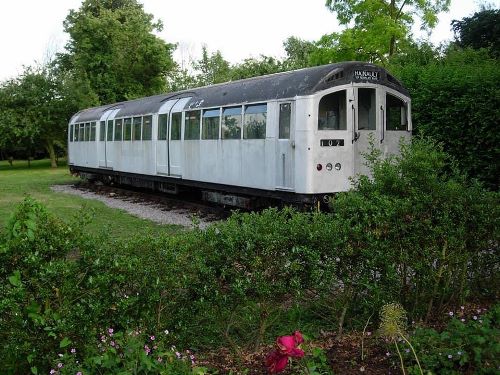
[192,46,232,86]
[282,36,316,69]
[61,0,176,104]
[324,0,451,62]
[229,56,284,80]
[0,65,97,167]
[452,8,500,57]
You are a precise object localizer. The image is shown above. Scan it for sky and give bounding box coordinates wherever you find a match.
[0,0,497,81]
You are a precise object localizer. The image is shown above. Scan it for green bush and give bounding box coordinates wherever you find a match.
[393,48,500,189]
[330,138,499,321]
[0,197,95,374]
[403,304,500,374]
[0,138,498,373]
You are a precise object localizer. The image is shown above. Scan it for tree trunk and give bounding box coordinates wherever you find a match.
[45,140,58,168]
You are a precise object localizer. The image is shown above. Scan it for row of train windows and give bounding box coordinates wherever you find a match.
[70,104,273,142]
[70,116,153,142]
[158,104,268,141]
[318,90,408,131]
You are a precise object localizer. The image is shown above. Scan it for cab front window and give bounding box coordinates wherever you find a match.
[318,90,346,130]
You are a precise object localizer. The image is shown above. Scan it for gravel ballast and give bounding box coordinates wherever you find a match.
[51,184,216,229]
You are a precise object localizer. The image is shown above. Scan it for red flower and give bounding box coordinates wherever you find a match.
[266,350,289,373]
[266,331,305,373]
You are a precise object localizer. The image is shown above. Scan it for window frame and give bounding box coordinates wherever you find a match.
[222,106,243,140]
[202,108,220,140]
[184,110,201,140]
[114,118,123,141]
[357,87,377,131]
[385,93,408,131]
[318,89,347,131]
[278,102,292,140]
[243,103,267,140]
[171,112,182,141]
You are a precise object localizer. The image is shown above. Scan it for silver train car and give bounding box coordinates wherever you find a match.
[68,62,411,207]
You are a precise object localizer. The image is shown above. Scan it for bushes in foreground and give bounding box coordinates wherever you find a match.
[0,139,498,373]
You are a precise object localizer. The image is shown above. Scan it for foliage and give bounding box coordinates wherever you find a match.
[392,48,500,189]
[229,56,285,80]
[60,0,176,103]
[452,8,500,58]
[331,138,499,320]
[324,0,451,61]
[48,328,208,375]
[0,197,94,373]
[0,64,94,167]
[403,304,500,374]
[0,140,498,373]
[192,46,232,86]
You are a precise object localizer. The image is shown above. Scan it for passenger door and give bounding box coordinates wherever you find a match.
[156,97,191,177]
[98,110,114,168]
[276,102,295,190]
[156,99,177,175]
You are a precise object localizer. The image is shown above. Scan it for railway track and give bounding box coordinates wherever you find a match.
[58,181,233,227]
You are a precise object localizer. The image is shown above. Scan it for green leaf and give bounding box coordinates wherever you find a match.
[30,366,38,375]
[60,337,72,348]
[8,270,22,287]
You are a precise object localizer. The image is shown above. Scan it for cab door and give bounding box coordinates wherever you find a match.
[381,91,412,157]
[276,102,295,190]
[353,86,378,177]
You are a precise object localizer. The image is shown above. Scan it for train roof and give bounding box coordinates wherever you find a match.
[72,61,409,122]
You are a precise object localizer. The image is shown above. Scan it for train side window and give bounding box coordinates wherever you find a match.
[184,110,200,140]
[279,103,291,139]
[358,88,376,130]
[85,123,91,141]
[244,104,267,139]
[90,122,96,141]
[133,117,142,140]
[202,109,220,140]
[69,124,74,142]
[114,119,123,141]
[158,114,168,140]
[124,118,132,141]
[142,115,152,140]
[318,90,346,130]
[74,124,79,142]
[107,120,114,141]
[386,93,408,131]
[222,107,242,139]
[171,112,181,140]
[99,121,105,141]
[79,123,85,141]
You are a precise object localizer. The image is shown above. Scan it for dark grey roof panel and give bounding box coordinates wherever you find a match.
[72,62,409,121]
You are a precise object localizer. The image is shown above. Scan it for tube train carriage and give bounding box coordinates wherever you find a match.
[68,62,411,208]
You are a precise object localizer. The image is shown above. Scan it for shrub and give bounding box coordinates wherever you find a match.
[393,49,500,189]
[403,304,500,374]
[0,197,95,374]
[330,138,499,323]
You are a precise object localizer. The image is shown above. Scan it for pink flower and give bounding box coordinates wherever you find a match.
[266,350,289,373]
[71,348,76,354]
[266,331,305,373]
[76,372,83,375]
[150,335,155,341]
[108,328,114,336]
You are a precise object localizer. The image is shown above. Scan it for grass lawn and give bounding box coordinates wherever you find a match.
[0,159,182,238]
